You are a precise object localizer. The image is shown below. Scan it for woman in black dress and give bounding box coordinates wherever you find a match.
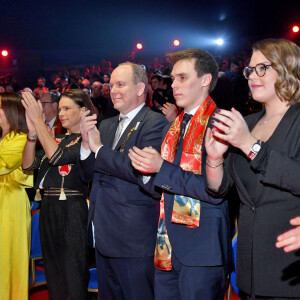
[205,39,300,299]
[22,89,96,300]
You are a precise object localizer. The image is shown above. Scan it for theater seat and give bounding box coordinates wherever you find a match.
[29,210,46,289]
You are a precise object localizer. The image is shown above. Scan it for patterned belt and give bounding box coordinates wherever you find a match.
[43,188,83,197]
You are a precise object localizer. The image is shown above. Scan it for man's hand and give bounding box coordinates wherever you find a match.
[128,146,163,174]
[88,126,102,153]
[80,110,97,150]
[276,217,300,252]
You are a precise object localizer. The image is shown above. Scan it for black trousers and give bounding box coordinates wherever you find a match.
[40,194,89,300]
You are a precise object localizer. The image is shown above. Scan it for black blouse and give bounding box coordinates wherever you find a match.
[26,133,88,197]
[206,102,300,297]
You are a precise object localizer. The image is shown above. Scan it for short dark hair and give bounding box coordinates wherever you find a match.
[42,91,60,104]
[38,76,46,83]
[168,48,219,93]
[61,89,96,115]
[151,74,162,82]
[59,74,68,81]
[162,76,172,87]
[0,93,27,135]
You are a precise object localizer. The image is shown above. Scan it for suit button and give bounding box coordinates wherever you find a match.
[252,206,255,212]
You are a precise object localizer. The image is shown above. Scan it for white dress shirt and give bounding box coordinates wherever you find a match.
[80,102,146,160]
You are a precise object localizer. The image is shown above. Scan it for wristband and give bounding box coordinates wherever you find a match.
[27,136,38,143]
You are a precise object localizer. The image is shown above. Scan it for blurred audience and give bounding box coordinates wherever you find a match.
[102,73,110,83]
[40,92,65,136]
[0,48,261,122]
[33,77,48,99]
[56,75,70,94]
[102,83,110,99]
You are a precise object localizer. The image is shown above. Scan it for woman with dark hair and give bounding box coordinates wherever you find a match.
[22,89,96,300]
[205,38,300,299]
[0,93,33,300]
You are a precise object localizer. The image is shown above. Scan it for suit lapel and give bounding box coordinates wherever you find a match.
[114,105,150,150]
[101,116,120,148]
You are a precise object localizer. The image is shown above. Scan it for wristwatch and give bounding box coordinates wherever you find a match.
[247,140,262,159]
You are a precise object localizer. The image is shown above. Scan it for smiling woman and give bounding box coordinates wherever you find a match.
[21,89,95,300]
[58,93,92,133]
[205,39,300,299]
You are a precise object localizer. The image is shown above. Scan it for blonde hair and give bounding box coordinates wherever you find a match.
[253,38,300,104]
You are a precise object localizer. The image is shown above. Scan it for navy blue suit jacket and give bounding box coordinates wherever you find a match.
[143,110,233,267]
[79,105,168,258]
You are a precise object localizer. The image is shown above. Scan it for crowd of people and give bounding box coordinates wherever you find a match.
[0,38,300,300]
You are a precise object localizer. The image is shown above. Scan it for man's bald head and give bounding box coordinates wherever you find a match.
[92,81,103,98]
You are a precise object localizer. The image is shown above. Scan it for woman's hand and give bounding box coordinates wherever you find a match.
[21,92,44,126]
[211,108,257,155]
[205,127,228,163]
[25,111,37,137]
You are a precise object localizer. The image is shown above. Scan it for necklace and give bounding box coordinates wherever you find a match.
[260,112,285,124]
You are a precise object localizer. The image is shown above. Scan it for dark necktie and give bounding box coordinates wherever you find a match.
[173,113,192,165]
[177,113,192,151]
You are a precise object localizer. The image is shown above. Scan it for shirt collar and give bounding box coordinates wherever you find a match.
[120,102,145,121]
[185,105,200,117]
[47,117,57,128]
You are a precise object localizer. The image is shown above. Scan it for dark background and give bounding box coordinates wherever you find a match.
[0,0,299,75]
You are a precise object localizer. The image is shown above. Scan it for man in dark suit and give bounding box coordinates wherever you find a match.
[129,49,232,300]
[79,62,167,300]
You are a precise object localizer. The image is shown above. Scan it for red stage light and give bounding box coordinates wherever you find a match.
[292,25,299,33]
[136,43,143,50]
[173,40,180,46]
[1,50,8,57]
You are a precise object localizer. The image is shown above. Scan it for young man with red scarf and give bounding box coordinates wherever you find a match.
[129,49,233,300]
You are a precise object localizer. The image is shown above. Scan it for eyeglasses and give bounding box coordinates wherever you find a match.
[41,102,53,106]
[243,63,272,79]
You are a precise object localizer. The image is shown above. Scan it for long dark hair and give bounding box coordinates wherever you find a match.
[0,93,27,136]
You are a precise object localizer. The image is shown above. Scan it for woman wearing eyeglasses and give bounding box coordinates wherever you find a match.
[205,38,300,299]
